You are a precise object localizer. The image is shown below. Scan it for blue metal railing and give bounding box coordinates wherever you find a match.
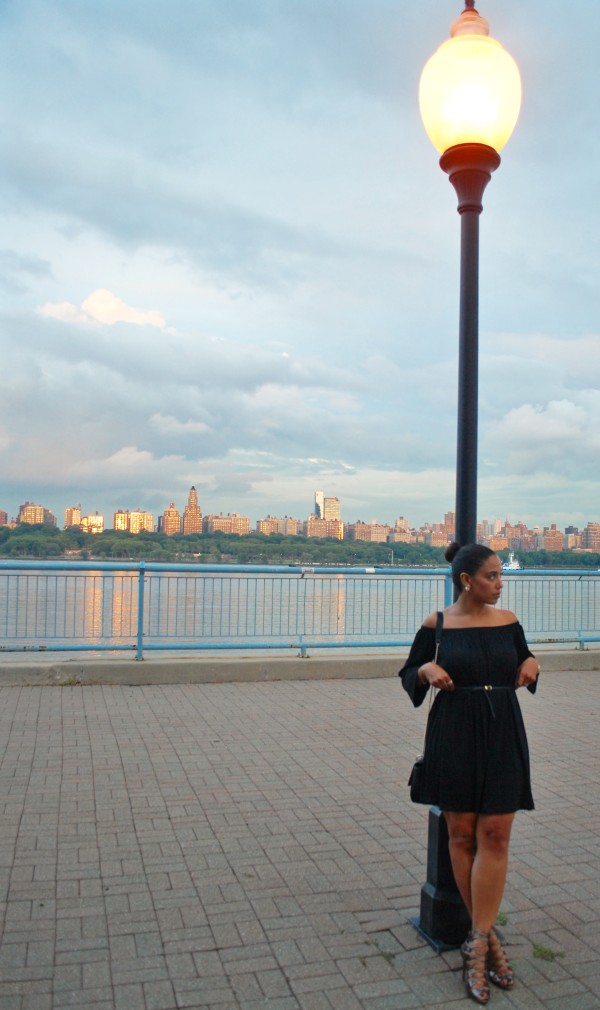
[1,560,599,659]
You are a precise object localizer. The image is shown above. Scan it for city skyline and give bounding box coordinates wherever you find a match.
[5,489,600,544]
[2,2,600,530]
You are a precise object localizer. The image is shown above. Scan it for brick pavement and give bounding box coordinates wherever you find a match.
[0,672,599,1010]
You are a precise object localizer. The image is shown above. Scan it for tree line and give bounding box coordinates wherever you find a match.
[1,524,599,569]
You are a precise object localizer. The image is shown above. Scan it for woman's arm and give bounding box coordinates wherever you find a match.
[417,659,455,692]
[513,622,540,692]
[399,615,454,705]
[399,626,434,707]
[516,655,540,690]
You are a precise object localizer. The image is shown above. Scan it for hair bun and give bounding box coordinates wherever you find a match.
[444,541,461,563]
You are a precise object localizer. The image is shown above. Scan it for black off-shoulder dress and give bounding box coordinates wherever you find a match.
[399,621,536,814]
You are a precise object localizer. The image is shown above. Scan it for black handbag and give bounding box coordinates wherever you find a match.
[407,611,443,802]
[408,754,426,802]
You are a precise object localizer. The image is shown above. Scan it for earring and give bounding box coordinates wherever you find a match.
[464,584,471,592]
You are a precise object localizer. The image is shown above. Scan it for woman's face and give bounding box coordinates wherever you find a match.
[463,554,503,604]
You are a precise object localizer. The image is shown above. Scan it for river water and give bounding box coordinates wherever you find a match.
[1,568,599,649]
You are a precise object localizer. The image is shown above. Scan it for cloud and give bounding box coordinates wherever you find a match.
[487,397,600,476]
[68,446,187,486]
[82,289,166,328]
[0,249,52,294]
[36,289,167,328]
[149,413,211,436]
[36,301,88,324]
[2,1,600,531]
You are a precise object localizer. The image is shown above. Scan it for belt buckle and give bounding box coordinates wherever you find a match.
[484,684,492,691]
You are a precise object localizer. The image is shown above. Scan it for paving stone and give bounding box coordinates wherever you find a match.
[51,1001,115,1010]
[20,995,54,1010]
[143,979,177,1010]
[0,676,599,1009]
[230,971,263,1000]
[113,982,146,1010]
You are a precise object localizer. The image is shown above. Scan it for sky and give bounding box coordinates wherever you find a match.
[1,0,599,531]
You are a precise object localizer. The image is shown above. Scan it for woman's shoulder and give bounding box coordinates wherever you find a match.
[420,606,517,630]
[422,601,517,626]
[493,608,519,626]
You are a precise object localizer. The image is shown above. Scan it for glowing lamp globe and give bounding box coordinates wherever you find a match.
[419,4,521,155]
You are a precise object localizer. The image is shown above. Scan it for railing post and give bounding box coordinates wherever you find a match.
[135,561,146,660]
[444,571,453,608]
[298,635,308,658]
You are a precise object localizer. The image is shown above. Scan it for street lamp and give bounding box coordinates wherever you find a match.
[420,0,521,548]
[413,1,521,950]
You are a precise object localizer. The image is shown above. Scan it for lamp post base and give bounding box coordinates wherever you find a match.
[411,806,471,951]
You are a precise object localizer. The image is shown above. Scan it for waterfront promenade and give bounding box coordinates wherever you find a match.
[0,665,599,1009]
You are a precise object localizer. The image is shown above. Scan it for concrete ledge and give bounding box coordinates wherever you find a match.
[0,655,400,686]
[0,648,598,686]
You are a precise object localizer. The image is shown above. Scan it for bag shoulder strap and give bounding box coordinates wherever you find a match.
[435,610,443,643]
[434,610,443,664]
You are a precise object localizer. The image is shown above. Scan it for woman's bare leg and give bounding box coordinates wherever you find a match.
[471,813,515,931]
[445,812,488,1001]
[445,811,515,929]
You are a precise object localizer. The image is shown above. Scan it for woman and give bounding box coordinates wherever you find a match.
[399,542,539,1005]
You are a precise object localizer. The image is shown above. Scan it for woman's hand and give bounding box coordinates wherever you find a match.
[516,657,540,689]
[418,662,455,692]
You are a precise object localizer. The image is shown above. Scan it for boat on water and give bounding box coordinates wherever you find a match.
[502,551,521,571]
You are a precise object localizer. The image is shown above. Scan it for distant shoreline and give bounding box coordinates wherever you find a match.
[2,526,600,569]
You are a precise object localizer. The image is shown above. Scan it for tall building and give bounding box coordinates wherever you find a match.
[543,524,564,551]
[256,515,302,536]
[500,521,536,551]
[113,510,129,531]
[128,510,154,534]
[564,525,581,550]
[346,521,391,542]
[581,523,600,551]
[162,502,182,536]
[388,517,413,543]
[425,530,450,547]
[182,486,203,534]
[80,513,104,534]
[488,534,509,550]
[18,502,55,526]
[113,509,154,533]
[18,501,44,524]
[304,516,344,540]
[203,513,250,535]
[443,511,455,537]
[256,517,279,536]
[323,496,341,520]
[314,490,341,521]
[0,510,7,526]
[64,505,82,528]
[279,517,302,536]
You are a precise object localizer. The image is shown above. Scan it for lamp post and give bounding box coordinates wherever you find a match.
[420,0,521,548]
[413,1,521,949]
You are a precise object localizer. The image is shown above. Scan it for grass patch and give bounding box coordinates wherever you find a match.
[496,911,508,926]
[367,938,397,963]
[532,944,565,962]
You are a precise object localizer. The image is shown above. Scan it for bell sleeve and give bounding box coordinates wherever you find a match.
[398,626,436,708]
[513,621,538,694]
